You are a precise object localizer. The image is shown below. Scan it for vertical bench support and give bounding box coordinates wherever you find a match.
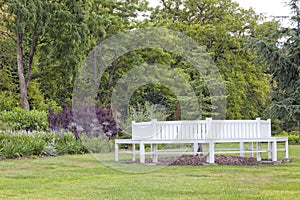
[249,142,254,157]
[240,142,244,157]
[132,143,136,161]
[140,142,145,163]
[150,144,153,159]
[285,140,289,159]
[256,142,261,161]
[115,142,119,161]
[272,140,277,161]
[152,144,158,162]
[267,142,272,159]
[208,141,215,164]
[193,142,198,156]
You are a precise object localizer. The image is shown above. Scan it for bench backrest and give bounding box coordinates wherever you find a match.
[132,118,271,140]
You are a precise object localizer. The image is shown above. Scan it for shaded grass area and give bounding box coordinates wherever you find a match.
[0,145,299,199]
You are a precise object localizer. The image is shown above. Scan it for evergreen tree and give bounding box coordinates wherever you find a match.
[251,0,300,142]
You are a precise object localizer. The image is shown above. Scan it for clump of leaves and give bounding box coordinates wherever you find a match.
[47,103,74,131]
[0,108,48,131]
[95,106,122,139]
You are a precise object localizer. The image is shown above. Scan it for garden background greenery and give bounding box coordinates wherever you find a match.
[0,0,299,158]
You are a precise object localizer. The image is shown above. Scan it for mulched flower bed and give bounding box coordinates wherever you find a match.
[169,155,259,166]
[125,155,291,166]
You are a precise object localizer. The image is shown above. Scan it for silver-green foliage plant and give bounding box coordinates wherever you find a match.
[129,101,169,122]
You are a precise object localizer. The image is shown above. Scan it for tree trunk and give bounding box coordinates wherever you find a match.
[17,12,30,111]
[25,21,38,87]
[102,65,116,106]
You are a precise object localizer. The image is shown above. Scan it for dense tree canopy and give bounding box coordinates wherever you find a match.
[0,0,298,137]
[0,0,145,109]
[142,0,273,119]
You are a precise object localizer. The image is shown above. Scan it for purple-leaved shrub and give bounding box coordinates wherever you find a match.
[47,101,122,140]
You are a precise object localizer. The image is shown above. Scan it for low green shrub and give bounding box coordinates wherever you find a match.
[23,134,47,155]
[0,132,48,158]
[287,135,299,144]
[82,136,114,153]
[0,130,87,159]
[54,133,87,155]
[279,131,299,144]
[0,137,25,158]
[0,108,48,131]
[289,131,299,136]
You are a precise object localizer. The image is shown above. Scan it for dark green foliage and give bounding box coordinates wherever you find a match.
[0,37,20,111]
[271,119,284,136]
[250,0,300,141]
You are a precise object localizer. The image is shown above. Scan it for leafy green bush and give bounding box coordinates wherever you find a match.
[0,108,48,131]
[289,131,299,136]
[279,131,299,144]
[37,99,62,114]
[0,92,20,112]
[288,135,299,144]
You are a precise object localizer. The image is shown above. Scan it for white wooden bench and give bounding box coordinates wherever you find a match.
[115,118,289,164]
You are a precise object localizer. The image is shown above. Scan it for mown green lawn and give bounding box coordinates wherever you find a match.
[0,145,300,200]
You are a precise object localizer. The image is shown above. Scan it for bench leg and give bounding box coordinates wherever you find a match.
[115,143,119,161]
[140,143,145,163]
[249,142,254,157]
[285,140,289,159]
[193,142,198,156]
[152,144,158,162]
[240,142,244,157]
[208,141,215,164]
[268,142,272,160]
[256,142,261,161]
[132,143,136,162]
[272,141,277,161]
